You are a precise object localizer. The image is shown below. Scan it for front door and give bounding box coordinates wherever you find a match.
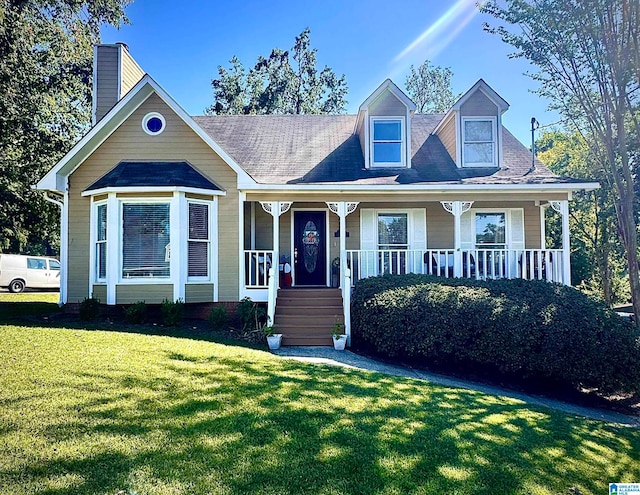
[294,211,326,286]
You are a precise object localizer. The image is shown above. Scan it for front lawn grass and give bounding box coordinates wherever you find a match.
[0,297,638,494]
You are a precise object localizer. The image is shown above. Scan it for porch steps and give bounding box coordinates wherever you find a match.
[274,288,343,346]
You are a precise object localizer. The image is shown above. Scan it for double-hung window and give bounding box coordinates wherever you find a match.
[95,203,107,281]
[475,212,506,249]
[463,117,496,167]
[188,202,210,279]
[371,119,404,166]
[122,203,171,279]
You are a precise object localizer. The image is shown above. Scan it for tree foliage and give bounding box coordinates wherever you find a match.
[0,0,130,254]
[537,130,627,304]
[405,60,457,113]
[482,0,640,322]
[206,28,348,115]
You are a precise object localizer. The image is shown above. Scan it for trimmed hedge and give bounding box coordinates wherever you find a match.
[352,274,640,393]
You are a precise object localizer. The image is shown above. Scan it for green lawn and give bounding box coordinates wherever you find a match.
[0,294,638,494]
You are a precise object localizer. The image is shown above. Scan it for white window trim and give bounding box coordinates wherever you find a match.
[141,112,166,136]
[377,211,409,250]
[187,199,213,283]
[372,208,423,250]
[118,198,173,285]
[470,208,523,249]
[369,117,406,168]
[92,200,108,284]
[462,116,497,168]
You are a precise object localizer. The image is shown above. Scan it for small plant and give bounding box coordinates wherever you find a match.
[161,298,184,327]
[261,323,276,336]
[332,319,345,339]
[125,301,147,324]
[208,305,227,330]
[79,297,100,321]
[237,297,267,332]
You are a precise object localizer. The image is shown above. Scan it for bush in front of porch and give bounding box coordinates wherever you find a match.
[352,275,640,395]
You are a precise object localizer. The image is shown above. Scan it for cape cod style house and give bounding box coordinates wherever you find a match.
[37,43,598,345]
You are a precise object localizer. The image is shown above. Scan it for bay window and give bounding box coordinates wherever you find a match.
[95,203,107,281]
[188,202,210,278]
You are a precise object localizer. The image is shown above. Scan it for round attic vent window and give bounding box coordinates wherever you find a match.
[142,112,166,135]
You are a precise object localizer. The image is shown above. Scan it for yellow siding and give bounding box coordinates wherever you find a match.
[254,205,273,249]
[95,45,119,123]
[120,48,145,98]
[116,284,173,304]
[68,93,239,302]
[185,284,214,303]
[92,285,107,302]
[435,112,457,162]
[460,91,499,117]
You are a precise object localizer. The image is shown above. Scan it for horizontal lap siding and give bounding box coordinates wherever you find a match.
[95,46,119,123]
[185,284,215,303]
[68,93,239,303]
[92,285,107,302]
[436,113,456,163]
[116,284,173,304]
[120,49,144,97]
[460,91,499,117]
[369,93,406,116]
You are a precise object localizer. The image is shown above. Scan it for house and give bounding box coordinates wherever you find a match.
[37,43,598,345]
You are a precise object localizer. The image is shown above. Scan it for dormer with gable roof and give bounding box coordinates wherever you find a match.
[434,79,509,169]
[356,79,417,169]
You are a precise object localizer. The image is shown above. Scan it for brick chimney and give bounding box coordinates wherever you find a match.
[92,42,145,124]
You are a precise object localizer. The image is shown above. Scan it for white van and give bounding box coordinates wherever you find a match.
[0,254,60,292]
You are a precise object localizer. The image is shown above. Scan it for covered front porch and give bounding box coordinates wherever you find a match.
[238,194,572,343]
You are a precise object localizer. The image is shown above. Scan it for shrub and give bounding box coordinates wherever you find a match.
[125,301,147,324]
[237,297,266,332]
[161,298,184,327]
[79,297,100,321]
[208,305,228,330]
[352,274,640,394]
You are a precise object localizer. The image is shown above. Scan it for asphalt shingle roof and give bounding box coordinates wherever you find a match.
[192,113,572,186]
[85,161,222,191]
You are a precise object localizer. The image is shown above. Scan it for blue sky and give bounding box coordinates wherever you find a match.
[102,0,558,145]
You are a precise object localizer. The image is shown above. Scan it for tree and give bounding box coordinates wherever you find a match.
[405,60,457,113]
[537,130,627,304]
[0,0,130,255]
[482,0,640,323]
[206,28,348,115]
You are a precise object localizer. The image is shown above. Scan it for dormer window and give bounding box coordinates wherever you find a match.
[371,118,405,167]
[462,117,497,167]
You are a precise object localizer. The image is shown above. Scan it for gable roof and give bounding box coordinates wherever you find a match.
[192,113,586,186]
[84,161,223,192]
[452,78,509,112]
[358,79,417,113]
[36,74,255,192]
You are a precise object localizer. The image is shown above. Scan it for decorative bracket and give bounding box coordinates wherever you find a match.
[549,201,564,215]
[260,201,292,217]
[326,202,359,217]
[440,201,474,216]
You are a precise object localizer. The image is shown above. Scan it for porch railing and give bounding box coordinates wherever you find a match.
[346,249,565,285]
[244,250,274,288]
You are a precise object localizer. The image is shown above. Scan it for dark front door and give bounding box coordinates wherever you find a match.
[294,211,326,286]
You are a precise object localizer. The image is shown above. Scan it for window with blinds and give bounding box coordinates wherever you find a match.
[96,204,107,280]
[188,202,209,278]
[122,203,170,278]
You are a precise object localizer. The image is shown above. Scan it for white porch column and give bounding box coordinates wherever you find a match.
[260,201,292,291]
[539,203,548,250]
[551,200,571,285]
[326,202,359,288]
[327,202,359,346]
[440,201,473,277]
